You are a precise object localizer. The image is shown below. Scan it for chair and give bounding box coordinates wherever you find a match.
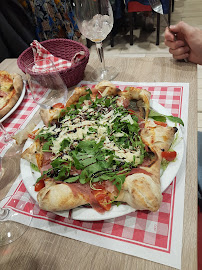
[172,0,175,12]
[127,1,160,45]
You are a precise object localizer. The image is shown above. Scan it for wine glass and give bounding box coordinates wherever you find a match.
[0,124,32,246]
[25,59,68,110]
[72,0,118,81]
[0,194,33,246]
[0,122,21,179]
[0,122,13,143]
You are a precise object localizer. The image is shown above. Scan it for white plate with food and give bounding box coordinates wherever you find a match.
[20,95,184,221]
[0,81,26,123]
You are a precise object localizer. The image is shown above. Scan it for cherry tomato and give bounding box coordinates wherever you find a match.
[95,193,111,211]
[154,121,167,127]
[128,109,136,115]
[35,180,45,192]
[91,88,99,95]
[52,103,65,109]
[161,151,177,161]
[28,129,39,140]
[28,133,36,139]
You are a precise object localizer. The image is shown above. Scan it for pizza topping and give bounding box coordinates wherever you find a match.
[127,167,152,177]
[154,121,167,127]
[52,103,65,109]
[67,182,108,213]
[0,90,8,97]
[35,91,152,204]
[161,150,177,161]
[35,180,45,191]
[149,108,184,126]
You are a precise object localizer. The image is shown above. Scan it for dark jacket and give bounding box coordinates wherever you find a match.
[0,0,36,62]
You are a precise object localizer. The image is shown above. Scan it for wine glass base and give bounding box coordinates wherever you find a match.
[0,195,33,246]
[91,67,118,82]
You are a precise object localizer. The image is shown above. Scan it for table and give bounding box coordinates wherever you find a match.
[0,57,198,270]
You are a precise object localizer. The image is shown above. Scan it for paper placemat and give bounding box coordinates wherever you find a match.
[1,81,189,269]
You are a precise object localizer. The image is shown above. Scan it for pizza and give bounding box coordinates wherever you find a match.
[21,81,180,214]
[0,71,23,119]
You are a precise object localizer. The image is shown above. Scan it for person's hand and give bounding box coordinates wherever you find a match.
[164,21,202,65]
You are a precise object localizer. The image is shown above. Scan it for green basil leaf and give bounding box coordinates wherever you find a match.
[149,109,184,126]
[167,116,184,126]
[149,109,162,118]
[150,115,167,122]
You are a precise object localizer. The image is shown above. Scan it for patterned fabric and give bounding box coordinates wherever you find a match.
[110,0,125,20]
[18,0,81,41]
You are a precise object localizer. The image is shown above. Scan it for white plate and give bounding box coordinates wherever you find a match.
[20,100,184,221]
[0,82,26,123]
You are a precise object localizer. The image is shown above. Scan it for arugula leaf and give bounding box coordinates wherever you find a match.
[105,98,111,107]
[113,174,126,192]
[51,158,66,168]
[31,163,40,172]
[58,108,67,119]
[64,175,80,183]
[53,165,71,180]
[60,138,71,151]
[42,140,53,152]
[35,131,52,141]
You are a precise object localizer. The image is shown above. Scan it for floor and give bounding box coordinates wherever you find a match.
[87,0,202,268]
[88,0,202,131]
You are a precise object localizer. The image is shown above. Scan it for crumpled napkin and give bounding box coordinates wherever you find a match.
[31,40,85,72]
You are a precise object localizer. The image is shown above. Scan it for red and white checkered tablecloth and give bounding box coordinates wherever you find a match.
[1,81,189,269]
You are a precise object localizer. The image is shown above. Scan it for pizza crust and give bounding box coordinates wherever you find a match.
[21,140,43,167]
[37,181,87,212]
[0,72,23,119]
[39,81,149,125]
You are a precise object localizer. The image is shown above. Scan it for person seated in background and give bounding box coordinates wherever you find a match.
[0,0,36,62]
[0,0,81,62]
[18,0,81,41]
[164,21,202,209]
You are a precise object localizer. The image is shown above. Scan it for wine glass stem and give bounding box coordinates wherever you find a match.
[0,123,12,143]
[0,208,9,220]
[95,42,106,71]
[0,156,4,179]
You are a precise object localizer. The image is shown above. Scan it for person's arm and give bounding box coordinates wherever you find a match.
[164,21,202,65]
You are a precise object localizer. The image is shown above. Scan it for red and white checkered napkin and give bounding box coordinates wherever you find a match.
[1,82,189,269]
[31,40,85,72]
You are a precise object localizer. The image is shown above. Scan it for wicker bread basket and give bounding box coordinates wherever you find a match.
[17,39,89,88]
